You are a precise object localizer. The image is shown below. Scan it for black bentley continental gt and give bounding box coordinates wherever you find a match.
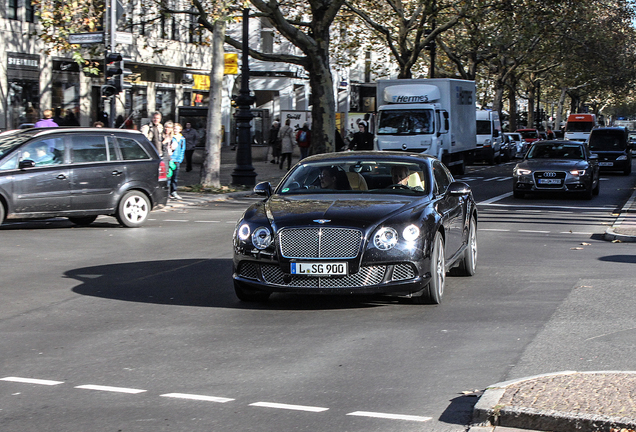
[233,152,478,304]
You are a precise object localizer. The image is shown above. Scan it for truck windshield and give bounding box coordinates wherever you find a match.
[566,122,594,133]
[476,120,491,135]
[377,110,434,135]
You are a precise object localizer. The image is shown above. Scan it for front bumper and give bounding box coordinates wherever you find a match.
[513,172,591,193]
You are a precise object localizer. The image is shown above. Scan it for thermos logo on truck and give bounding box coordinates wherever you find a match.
[391,95,430,103]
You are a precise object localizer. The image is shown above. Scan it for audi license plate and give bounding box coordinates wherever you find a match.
[538,178,562,185]
[599,162,613,166]
[291,262,347,276]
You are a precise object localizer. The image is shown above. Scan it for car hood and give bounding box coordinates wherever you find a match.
[256,194,426,229]
[518,159,589,170]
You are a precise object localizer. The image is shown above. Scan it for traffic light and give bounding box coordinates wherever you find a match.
[100,84,117,97]
[105,52,132,95]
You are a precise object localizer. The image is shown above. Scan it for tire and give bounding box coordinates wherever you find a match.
[414,232,445,305]
[454,217,477,276]
[68,216,97,226]
[0,201,5,226]
[116,190,150,228]
[582,183,594,200]
[234,280,271,302]
[593,178,600,196]
[624,164,632,175]
[513,190,524,199]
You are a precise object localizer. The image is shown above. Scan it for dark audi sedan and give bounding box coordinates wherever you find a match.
[233,152,478,304]
[513,140,600,199]
[0,128,169,227]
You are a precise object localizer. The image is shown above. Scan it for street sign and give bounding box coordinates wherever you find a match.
[69,32,104,45]
[115,32,133,45]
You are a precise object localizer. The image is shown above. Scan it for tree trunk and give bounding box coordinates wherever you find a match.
[526,82,535,128]
[200,18,226,188]
[507,75,518,132]
[555,87,567,133]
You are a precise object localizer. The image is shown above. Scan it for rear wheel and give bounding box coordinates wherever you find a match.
[116,190,150,228]
[68,216,97,226]
[0,202,5,226]
[454,217,477,276]
[234,280,271,302]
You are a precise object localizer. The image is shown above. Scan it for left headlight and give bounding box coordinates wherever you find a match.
[515,167,532,176]
[402,224,420,241]
[252,226,273,250]
[569,169,585,176]
[374,227,398,250]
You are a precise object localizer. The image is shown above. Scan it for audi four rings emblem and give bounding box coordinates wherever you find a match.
[543,172,557,177]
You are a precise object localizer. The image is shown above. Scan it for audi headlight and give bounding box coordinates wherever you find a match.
[252,226,272,250]
[403,224,420,242]
[569,169,585,176]
[617,155,628,160]
[237,223,250,241]
[515,168,532,176]
[374,227,398,250]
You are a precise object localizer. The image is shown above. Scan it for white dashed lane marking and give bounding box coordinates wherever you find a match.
[347,411,432,422]
[161,393,234,403]
[249,401,329,412]
[1,377,63,386]
[75,384,146,394]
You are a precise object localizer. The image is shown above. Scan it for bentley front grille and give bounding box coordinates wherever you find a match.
[279,227,362,259]
[261,264,385,288]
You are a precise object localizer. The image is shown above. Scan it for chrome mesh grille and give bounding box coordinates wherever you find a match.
[238,262,259,280]
[392,264,416,281]
[261,264,385,288]
[279,228,362,259]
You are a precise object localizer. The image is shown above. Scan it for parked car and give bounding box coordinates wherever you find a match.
[516,128,542,145]
[0,127,169,227]
[512,140,600,199]
[233,151,478,305]
[504,132,528,158]
[499,133,515,162]
[628,132,636,154]
[587,127,632,175]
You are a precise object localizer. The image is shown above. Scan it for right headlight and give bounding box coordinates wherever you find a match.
[515,168,532,176]
[252,226,272,250]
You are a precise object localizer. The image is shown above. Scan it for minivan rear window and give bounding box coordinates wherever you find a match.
[118,137,150,160]
[588,130,627,151]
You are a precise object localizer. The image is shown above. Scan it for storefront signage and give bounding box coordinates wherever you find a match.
[7,53,40,80]
[193,74,210,91]
[224,53,238,75]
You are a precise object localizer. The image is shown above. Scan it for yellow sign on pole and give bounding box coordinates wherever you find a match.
[224,53,238,75]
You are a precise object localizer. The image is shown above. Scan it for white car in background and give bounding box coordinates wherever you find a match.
[505,132,527,158]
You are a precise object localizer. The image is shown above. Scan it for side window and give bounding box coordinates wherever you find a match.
[432,161,452,195]
[71,135,108,163]
[21,138,65,166]
[0,153,19,170]
[117,137,151,160]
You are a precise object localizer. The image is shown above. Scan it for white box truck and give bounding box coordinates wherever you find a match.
[375,78,476,174]
[475,109,502,164]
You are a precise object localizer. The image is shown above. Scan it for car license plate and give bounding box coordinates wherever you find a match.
[291,262,347,276]
[599,162,613,166]
[538,178,562,185]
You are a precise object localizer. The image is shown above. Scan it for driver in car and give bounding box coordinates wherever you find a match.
[391,166,424,191]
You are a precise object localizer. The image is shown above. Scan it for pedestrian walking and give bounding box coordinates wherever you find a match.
[168,123,186,200]
[350,122,374,150]
[296,122,311,159]
[278,118,295,170]
[268,120,281,164]
[34,109,59,128]
[182,122,198,172]
[141,111,164,156]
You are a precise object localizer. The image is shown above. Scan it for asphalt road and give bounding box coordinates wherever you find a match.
[1,160,634,432]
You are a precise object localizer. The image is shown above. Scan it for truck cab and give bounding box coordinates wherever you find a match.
[475,110,502,164]
[565,114,596,142]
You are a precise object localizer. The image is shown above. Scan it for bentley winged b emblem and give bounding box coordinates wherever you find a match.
[313,219,331,224]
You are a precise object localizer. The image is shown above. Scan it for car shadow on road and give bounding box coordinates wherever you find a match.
[67,259,389,311]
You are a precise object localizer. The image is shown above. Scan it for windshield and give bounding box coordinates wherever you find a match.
[377,110,434,135]
[566,121,594,133]
[526,143,585,160]
[476,120,491,135]
[588,131,627,151]
[518,130,538,139]
[278,160,430,196]
[0,130,40,159]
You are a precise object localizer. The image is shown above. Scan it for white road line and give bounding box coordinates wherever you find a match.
[194,220,220,223]
[560,231,595,235]
[478,192,513,204]
[161,393,234,403]
[1,377,63,386]
[249,401,329,412]
[519,230,550,233]
[75,384,146,394]
[163,219,189,222]
[497,176,513,181]
[478,228,511,232]
[347,411,432,422]
[226,221,236,224]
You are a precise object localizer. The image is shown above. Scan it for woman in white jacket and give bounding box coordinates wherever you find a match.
[278,118,295,170]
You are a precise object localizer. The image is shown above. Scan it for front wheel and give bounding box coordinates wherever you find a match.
[454,217,477,276]
[116,190,150,228]
[0,202,5,226]
[414,232,445,305]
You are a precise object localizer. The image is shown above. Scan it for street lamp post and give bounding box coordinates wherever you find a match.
[231,7,257,186]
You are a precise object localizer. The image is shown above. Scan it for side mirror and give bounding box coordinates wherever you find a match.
[19,159,36,169]
[448,181,471,196]
[254,181,272,197]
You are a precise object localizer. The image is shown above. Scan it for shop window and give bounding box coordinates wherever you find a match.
[7,0,18,20]
[25,0,34,22]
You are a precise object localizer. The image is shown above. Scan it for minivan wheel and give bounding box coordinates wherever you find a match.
[116,190,150,228]
[68,216,98,226]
